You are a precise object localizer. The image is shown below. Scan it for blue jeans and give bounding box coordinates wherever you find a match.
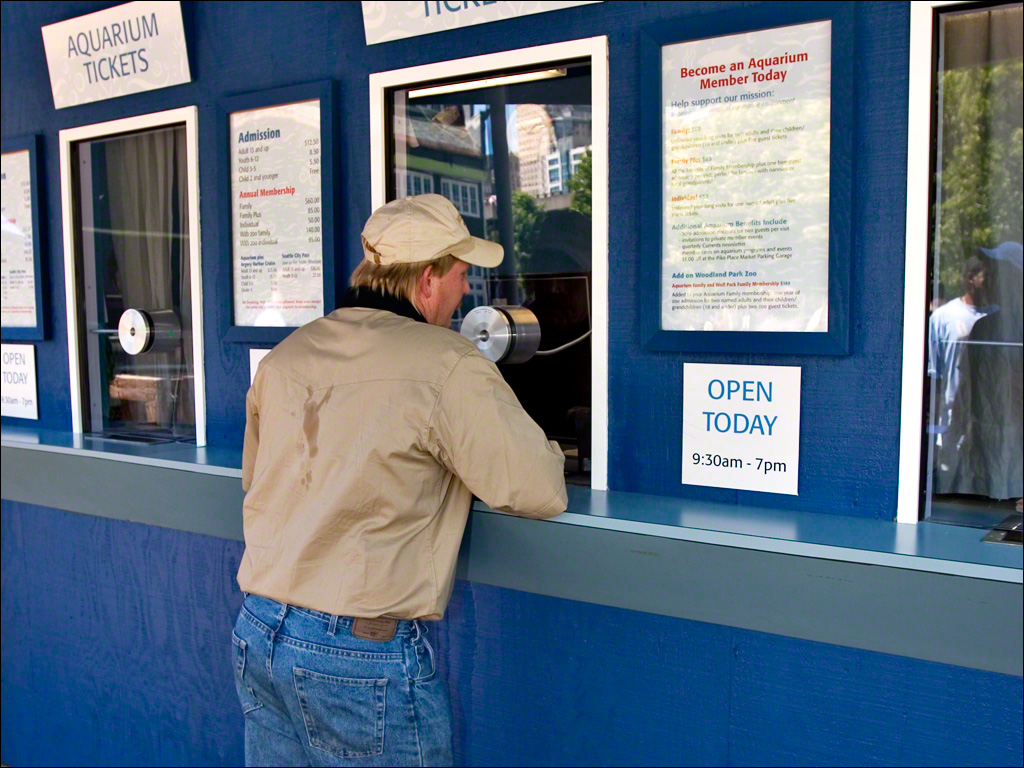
[232,594,453,767]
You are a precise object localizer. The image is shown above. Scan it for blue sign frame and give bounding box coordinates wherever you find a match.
[218,80,339,344]
[639,2,853,355]
[1,134,48,341]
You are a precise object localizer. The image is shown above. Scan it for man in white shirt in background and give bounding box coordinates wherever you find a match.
[928,255,991,436]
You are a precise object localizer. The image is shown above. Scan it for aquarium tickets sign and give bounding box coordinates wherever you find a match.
[41,1,191,109]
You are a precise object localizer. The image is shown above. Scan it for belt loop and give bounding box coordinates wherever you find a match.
[267,602,289,675]
[328,614,339,636]
[273,602,289,633]
[410,620,436,682]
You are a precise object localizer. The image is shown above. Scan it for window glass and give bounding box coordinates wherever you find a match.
[924,4,1023,525]
[389,62,593,482]
[71,124,196,443]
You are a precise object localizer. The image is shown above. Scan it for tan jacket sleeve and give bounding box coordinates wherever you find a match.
[241,386,260,493]
[429,351,567,519]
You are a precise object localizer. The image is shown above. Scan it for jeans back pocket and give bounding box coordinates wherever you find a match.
[293,667,387,759]
[232,632,264,715]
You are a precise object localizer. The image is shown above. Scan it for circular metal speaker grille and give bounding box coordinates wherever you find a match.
[460,305,541,364]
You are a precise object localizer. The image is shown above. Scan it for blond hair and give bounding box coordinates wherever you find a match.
[349,254,459,302]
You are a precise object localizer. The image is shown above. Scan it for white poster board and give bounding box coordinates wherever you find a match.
[1,344,38,420]
[661,20,831,333]
[1,151,36,328]
[683,363,800,495]
[41,1,191,110]
[231,100,324,327]
[249,348,271,386]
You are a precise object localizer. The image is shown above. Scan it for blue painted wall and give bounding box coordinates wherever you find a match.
[2,0,910,519]
[9,5,1003,764]
[3,501,1021,767]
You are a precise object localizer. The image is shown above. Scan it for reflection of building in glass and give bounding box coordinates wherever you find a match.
[396,101,594,326]
[547,104,592,195]
[440,178,481,218]
[395,103,490,322]
[545,144,592,196]
[545,151,563,194]
[485,154,519,219]
[515,104,554,197]
[570,145,589,175]
[394,103,486,234]
[516,104,592,197]
[398,169,433,196]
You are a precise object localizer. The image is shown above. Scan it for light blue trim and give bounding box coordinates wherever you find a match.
[3,434,1021,675]
[3,427,1021,581]
[542,511,1021,583]
[1,427,243,478]
[517,484,1023,581]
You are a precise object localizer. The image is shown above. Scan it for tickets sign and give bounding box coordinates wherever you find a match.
[361,1,600,45]
[41,1,191,109]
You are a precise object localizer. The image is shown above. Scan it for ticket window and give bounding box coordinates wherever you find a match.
[918,4,1023,528]
[62,109,204,445]
[386,61,594,483]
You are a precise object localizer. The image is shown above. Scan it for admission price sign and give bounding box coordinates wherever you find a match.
[1,151,36,328]
[661,20,832,334]
[683,363,800,495]
[231,100,324,327]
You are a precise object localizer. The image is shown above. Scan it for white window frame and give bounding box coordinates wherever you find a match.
[398,169,434,198]
[897,1,983,523]
[369,37,610,490]
[570,144,590,176]
[545,151,563,195]
[440,177,481,218]
[59,107,207,446]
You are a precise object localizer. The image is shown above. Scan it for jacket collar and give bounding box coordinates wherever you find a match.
[339,287,427,324]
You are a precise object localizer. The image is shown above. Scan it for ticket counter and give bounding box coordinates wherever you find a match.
[2,2,1022,766]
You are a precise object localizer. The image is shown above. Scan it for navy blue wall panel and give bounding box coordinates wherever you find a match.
[3,502,1022,767]
[2,1,911,519]
[1,500,245,767]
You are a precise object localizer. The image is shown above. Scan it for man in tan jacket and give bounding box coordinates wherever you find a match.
[232,194,567,767]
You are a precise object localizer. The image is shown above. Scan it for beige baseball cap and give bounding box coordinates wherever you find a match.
[360,193,504,268]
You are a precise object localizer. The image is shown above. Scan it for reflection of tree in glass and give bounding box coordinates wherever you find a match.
[510,191,546,273]
[569,148,592,217]
[483,191,546,295]
[935,59,1023,299]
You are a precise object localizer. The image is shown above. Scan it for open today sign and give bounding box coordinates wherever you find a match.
[682,362,800,495]
[1,344,38,420]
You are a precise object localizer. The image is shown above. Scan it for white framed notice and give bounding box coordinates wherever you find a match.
[2,134,46,341]
[661,20,831,334]
[1,344,39,420]
[683,363,800,495]
[640,6,852,355]
[1,151,37,328]
[230,100,325,329]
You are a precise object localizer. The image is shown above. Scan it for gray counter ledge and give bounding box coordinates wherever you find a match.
[3,430,1021,676]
